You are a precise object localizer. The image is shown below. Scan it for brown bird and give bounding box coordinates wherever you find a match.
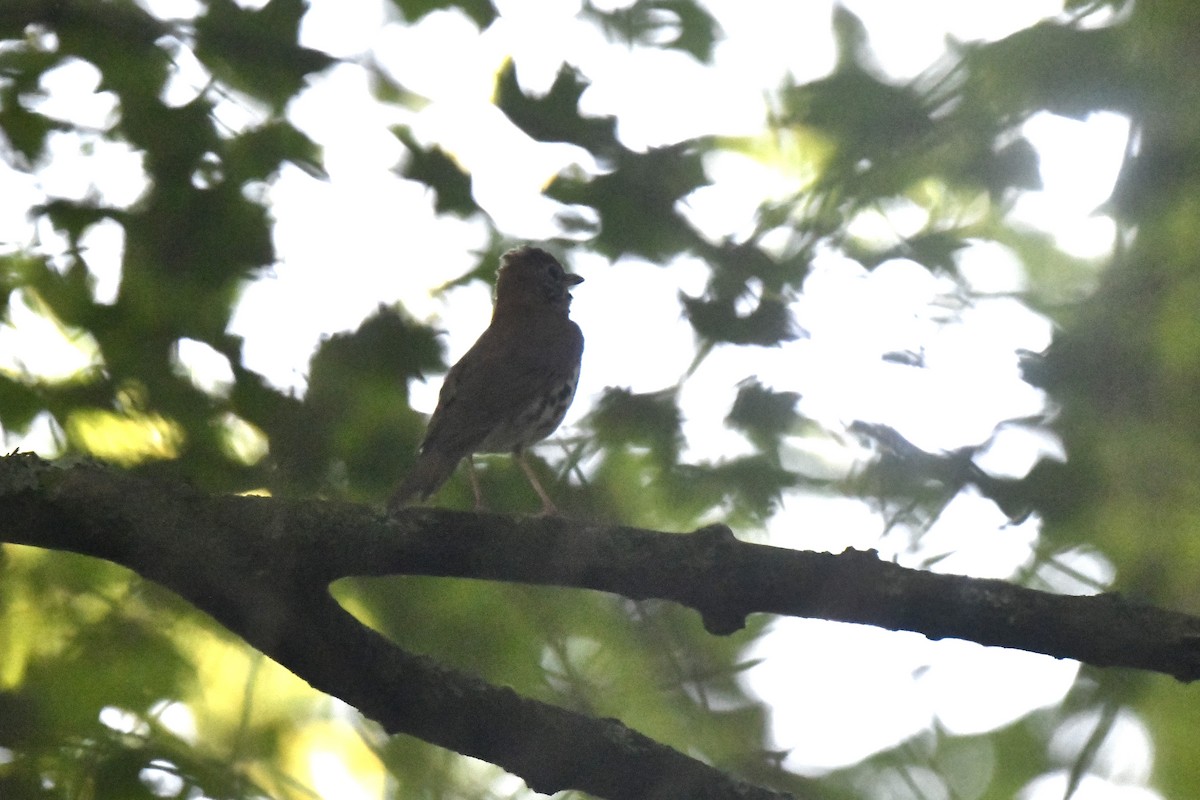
[389,246,584,514]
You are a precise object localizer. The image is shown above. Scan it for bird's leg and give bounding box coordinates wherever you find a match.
[467,456,488,511]
[516,451,559,515]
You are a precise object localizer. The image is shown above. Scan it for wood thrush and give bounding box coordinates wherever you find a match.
[389,246,584,514]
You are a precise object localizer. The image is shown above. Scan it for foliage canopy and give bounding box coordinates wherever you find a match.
[3,0,1200,798]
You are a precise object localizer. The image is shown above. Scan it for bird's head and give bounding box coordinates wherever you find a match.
[495,246,583,315]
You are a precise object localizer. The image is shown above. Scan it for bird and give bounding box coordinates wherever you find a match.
[389,246,584,515]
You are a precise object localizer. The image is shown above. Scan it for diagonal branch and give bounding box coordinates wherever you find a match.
[4,453,1200,799]
[0,453,797,800]
[376,519,1200,681]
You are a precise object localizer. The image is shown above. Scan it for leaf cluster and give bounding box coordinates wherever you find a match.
[5,0,1200,798]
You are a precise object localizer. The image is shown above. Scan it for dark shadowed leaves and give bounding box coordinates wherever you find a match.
[670,455,795,522]
[118,94,220,180]
[0,374,43,435]
[581,0,721,62]
[682,292,796,347]
[587,386,683,467]
[227,120,327,181]
[388,0,498,28]
[0,45,66,163]
[849,229,968,274]
[548,142,710,259]
[779,65,933,164]
[726,379,800,453]
[958,22,1132,122]
[194,0,335,112]
[267,306,442,498]
[494,61,619,155]
[392,126,479,216]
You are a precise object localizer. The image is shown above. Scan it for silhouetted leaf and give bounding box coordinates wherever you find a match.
[548,142,710,259]
[588,386,683,465]
[494,61,618,155]
[780,66,933,159]
[393,127,478,216]
[582,0,721,62]
[194,0,334,112]
[681,293,796,346]
[270,306,442,498]
[227,120,327,181]
[0,375,42,434]
[388,0,498,28]
[959,22,1131,121]
[852,230,968,273]
[0,73,60,163]
[726,379,800,451]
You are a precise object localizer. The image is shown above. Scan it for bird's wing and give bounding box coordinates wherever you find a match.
[419,315,583,457]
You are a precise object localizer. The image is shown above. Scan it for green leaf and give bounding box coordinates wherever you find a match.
[49,3,170,99]
[194,0,335,112]
[547,142,710,259]
[0,375,43,434]
[117,94,220,181]
[681,293,796,347]
[35,199,113,245]
[779,66,933,160]
[392,127,478,216]
[387,0,498,28]
[850,229,968,274]
[0,90,59,165]
[975,136,1042,196]
[582,0,721,62]
[226,120,326,181]
[268,306,443,498]
[959,22,1130,121]
[494,61,618,155]
[587,386,683,466]
[726,379,800,451]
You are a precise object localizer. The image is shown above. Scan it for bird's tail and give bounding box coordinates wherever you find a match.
[388,450,461,513]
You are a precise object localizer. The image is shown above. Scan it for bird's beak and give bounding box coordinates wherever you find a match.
[565,274,584,286]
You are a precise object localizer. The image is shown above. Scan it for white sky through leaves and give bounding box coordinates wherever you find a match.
[0,0,1147,795]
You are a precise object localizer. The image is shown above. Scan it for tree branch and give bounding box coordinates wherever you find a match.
[4,453,1200,799]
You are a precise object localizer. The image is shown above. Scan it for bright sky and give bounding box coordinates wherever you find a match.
[0,0,1153,797]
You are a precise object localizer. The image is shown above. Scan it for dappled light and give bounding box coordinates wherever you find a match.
[3,0,1200,799]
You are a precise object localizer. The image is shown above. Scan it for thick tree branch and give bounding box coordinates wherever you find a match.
[0,454,797,800]
[378,517,1200,681]
[4,453,1200,799]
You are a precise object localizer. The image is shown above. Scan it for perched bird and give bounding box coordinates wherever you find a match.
[389,246,584,514]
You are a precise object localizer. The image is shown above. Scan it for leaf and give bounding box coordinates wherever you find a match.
[959,22,1130,121]
[117,94,220,181]
[587,386,683,465]
[0,375,43,434]
[581,0,721,63]
[34,199,113,245]
[975,136,1042,197]
[851,229,969,274]
[49,3,170,99]
[681,293,797,347]
[269,306,443,498]
[671,455,795,521]
[226,120,327,181]
[392,127,478,216]
[0,45,66,164]
[13,240,99,329]
[547,142,710,259]
[725,379,800,451]
[0,91,58,165]
[779,66,933,160]
[194,0,335,112]
[494,61,618,155]
[387,0,498,28]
